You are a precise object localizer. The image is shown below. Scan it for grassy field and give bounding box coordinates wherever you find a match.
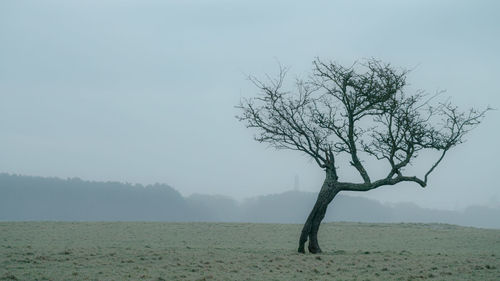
[0,222,499,280]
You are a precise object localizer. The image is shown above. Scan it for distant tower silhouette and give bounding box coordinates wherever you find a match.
[294,174,300,191]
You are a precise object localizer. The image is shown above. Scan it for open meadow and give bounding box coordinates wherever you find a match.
[1,222,499,280]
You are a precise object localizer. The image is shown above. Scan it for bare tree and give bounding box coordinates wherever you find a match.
[237,58,488,254]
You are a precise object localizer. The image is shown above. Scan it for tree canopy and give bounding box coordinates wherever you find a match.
[237,58,488,191]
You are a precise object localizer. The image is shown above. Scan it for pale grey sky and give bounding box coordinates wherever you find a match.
[1,0,499,210]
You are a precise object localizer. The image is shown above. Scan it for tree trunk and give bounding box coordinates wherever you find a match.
[298,172,339,254]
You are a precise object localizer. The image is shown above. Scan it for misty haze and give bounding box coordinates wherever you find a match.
[2,173,499,229]
[1,1,499,280]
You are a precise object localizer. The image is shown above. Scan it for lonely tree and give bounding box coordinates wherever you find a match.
[237,58,488,254]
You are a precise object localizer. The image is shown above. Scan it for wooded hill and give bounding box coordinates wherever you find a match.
[1,173,498,228]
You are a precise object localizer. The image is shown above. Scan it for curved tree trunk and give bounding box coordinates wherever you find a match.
[298,172,339,254]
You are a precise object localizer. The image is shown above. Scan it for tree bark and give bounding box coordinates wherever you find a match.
[298,172,339,254]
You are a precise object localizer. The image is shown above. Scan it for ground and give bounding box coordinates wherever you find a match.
[0,222,499,280]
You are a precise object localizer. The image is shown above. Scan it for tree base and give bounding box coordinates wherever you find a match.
[308,244,322,254]
[297,243,322,254]
[298,245,305,254]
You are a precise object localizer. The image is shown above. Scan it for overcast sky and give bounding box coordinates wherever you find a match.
[1,0,499,210]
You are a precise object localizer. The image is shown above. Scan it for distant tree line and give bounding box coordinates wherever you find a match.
[0,173,189,221]
[1,173,498,229]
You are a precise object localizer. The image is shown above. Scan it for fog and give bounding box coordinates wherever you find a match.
[1,1,499,211]
[3,174,499,229]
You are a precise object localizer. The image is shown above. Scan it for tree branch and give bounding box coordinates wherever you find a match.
[237,58,488,191]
